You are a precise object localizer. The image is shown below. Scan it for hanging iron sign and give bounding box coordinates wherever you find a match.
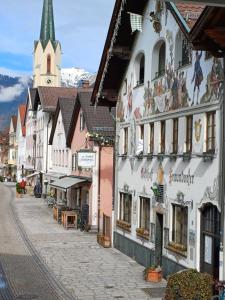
[77,150,96,168]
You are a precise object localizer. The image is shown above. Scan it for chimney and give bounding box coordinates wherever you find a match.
[82,80,90,89]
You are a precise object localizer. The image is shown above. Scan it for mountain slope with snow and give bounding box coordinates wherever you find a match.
[0,68,96,130]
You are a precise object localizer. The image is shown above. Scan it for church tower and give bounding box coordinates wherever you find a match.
[33,0,61,87]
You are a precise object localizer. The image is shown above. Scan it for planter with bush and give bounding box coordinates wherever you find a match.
[144,266,162,282]
[116,220,131,232]
[164,269,213,300]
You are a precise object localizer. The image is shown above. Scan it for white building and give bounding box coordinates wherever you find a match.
[92,0,224,279]
[16,104,26,181]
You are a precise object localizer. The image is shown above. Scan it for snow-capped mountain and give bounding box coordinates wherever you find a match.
[61,68,96,87]
[0,67,96,131]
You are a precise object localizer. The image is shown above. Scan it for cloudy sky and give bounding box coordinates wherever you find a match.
[0,0,115,76]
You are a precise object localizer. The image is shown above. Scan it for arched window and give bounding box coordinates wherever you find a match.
[134,52,145,86]
[175,30,192,69]
[47,55,51,74]
[158,43,165,77]
[152,40,166,80]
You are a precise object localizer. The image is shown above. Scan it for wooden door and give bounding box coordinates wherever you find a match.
[155,213,163,266]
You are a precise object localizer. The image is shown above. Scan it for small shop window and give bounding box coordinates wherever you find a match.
[186,115,193,153]
[206,111,216,152]
[139,197,150,232]
[172,204,188,248]
[119,192,132,224]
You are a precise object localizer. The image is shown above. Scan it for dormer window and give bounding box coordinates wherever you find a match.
[135,53,145,87]
[175,31,192,69]
[47,55,51,74]
[152,40,166,79]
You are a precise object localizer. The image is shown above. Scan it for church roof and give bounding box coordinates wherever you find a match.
[18,104,26,137]
[39,0,58,50]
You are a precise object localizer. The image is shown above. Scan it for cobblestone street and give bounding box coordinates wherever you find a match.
[0,183,166,300]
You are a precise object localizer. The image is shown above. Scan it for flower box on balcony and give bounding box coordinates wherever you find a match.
[136,228,149,240]
[166,241,187,257]
[116,220,131,232]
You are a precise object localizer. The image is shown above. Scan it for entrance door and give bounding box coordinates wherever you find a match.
[200,204,220,279]
[155,213,163,266]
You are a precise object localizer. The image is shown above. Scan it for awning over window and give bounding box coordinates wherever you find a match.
[50,177,88,191]
[46,172,66,180]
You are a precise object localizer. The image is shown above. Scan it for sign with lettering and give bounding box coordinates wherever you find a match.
[169,168,194,186]
[77,150,96,168]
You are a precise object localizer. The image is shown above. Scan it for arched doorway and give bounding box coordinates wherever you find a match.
[200,203,220,279]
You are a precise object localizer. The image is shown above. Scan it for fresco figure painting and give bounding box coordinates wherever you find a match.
[192,51,203,105]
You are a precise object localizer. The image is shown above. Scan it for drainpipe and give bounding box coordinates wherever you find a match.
[44,115,51,198]
[221,55,225,280]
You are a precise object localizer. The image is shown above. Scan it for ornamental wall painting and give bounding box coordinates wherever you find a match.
[116,95,125,122]
[127,73,133,118]
[201,57,224,104]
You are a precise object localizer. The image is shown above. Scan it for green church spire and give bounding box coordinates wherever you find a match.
[40,0,56,47]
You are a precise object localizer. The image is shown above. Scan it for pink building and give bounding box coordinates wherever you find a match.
[50,90,115,244]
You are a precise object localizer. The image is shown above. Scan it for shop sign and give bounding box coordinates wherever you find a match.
[77,150,96,168]
[169,168,194,186]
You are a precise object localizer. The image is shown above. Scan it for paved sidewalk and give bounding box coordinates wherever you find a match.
[13,194,166,300]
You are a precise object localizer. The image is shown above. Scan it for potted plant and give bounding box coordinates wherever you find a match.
[16,182,22,198]
[144,266,162,282]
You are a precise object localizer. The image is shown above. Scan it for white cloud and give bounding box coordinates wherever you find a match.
[0,67,30,77]
[0,76,29,102]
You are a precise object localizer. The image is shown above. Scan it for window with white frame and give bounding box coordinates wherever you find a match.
[172,118,178,154]
[152,40,166,79]
[160,121,165,154]
[135,53,145,86]
[80,111,85,131]
[119,192,132,224]
[172,204,188,249]
[137,125,144,155]
[139,197,150,233]
[175,30,192,69]
[206,111,216,152]
[72,153,77,171]
[123,127,128,155]
[148,123,154,154]
[186,115,193,153]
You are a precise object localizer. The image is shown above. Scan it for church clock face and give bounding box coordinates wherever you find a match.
[46,78,52,84]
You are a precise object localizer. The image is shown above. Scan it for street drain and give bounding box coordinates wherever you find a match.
[142,287,166,298]
[114,296,124,299]
[16,295,38,300]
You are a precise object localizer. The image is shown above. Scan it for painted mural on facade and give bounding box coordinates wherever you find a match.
[118,25,224,122]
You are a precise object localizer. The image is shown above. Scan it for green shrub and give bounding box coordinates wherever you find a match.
[0,176,3,182]
[16,182,22,194]
[164,269,213,300]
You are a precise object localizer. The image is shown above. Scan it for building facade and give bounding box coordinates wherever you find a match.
[92,0,224,279]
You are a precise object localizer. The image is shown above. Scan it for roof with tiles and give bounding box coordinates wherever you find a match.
[37,86,77,112]
[175,2,205,29]
[11,116,17,132]
[78,91,115,137]
[59,97,76,139]
[19,104,26,137]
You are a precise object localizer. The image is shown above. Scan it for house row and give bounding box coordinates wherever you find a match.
[3,0,115,246]
[3,0,225,282]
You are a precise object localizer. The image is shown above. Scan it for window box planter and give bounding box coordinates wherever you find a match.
[144,153,153,160]
[136,228,149,240]
[166,242,187,257]
[169,153,177,161]
[144,266,162,282]
[135,153,143,160]
[157,153,165,161]
[182,152,192,161]
[97,234,111,248]
[116,220,131,232]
